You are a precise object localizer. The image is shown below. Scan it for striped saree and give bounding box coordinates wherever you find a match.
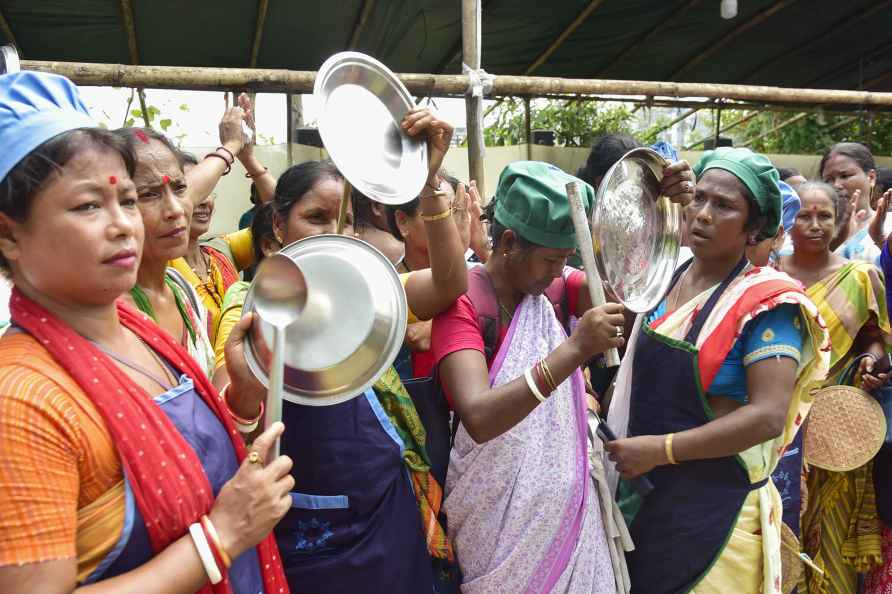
[801,261,890,594]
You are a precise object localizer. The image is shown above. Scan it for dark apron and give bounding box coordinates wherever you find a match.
[771,430,803,535]
[276,389,434,594]
[625,258,767,594]
[84,374,264,594]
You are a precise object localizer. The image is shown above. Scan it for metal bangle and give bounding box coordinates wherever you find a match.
[524,368,547,403]
[421,208,452,222]
[665,433,679,465]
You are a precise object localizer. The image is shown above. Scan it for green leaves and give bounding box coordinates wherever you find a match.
[124,103,176,133]
[484,99,636,147]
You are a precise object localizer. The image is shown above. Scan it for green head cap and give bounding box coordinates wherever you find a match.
[492,161,594,249]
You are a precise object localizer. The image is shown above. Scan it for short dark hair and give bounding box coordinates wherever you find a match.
[250,201,277,264]
[777,167,801,181]
[272,160,342,223]
[576,134,643,186]
[385,170,461,241]
[0,128,136,273]
[820,142,876,179]
[489,220,535,252]
[876,166,892,194]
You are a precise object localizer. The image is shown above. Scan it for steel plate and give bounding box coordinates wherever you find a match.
[0,45,19,75]
[244,234,408,406]
[591,147,682,313]
[314,51,427,205]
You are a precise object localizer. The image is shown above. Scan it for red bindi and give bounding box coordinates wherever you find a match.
[134,130,150,144]
[108,175,117,185]
[162,175,170,185]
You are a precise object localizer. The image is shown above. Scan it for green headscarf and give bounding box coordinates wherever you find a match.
[693,147,782,240]
[492,161,594,249]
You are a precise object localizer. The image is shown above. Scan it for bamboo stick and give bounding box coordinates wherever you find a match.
[119,0,140,65]
[19,60,892,109]
[463,0,486,196]
[249,0,269,68]
[348,0,375,49]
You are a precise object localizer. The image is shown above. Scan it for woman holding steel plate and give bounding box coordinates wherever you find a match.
[429,158,694,594]
[222,107,468,594]
[606,147,830,594]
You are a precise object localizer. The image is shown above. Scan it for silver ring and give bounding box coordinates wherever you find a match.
[616,326,623,338]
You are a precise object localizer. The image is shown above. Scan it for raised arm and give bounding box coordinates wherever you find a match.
[400,108,468,320]
[236,93,276,203]
[185,99,247,207]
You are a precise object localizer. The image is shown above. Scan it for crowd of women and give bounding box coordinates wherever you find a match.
[0,68,890,594]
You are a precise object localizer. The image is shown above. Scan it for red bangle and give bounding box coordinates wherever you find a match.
[200,515,232,569]
[216,146,236,164]
[205,153,232,175]
[222,384,264,425]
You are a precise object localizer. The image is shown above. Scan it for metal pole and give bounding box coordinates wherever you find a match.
[524,97,532,160]
[462,0,486,194]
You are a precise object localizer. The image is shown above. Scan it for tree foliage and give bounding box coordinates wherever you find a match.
[484,97,891,156]
[683,110,891,155]
[483,98,669,148]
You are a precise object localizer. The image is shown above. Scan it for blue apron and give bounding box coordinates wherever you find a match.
[276,389,434,593]
[83,373,265,594]
[625,258,767,594]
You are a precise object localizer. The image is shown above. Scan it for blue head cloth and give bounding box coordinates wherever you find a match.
[0,71,96,182]
[778,180,801,233]
[650,140,679,162]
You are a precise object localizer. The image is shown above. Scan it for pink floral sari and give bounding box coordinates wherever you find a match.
[444,293,615,593]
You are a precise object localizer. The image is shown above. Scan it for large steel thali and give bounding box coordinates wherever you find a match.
[592,147,683,313]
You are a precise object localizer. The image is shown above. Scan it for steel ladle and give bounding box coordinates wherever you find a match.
[250,254,307,458]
